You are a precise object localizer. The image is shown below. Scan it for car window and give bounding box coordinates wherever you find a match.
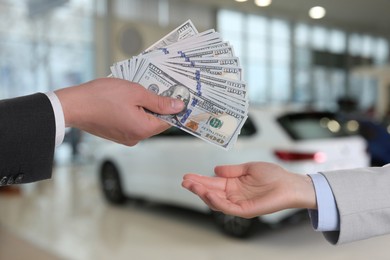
[277,112,357,140]
[239,115,257,136]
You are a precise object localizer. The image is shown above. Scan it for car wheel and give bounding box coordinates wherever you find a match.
[100,162,126,205]
[212,211,257,238]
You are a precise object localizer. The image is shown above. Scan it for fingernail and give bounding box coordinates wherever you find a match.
[171,99,184,110]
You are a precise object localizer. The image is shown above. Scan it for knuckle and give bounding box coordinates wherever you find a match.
[157,96,170,111]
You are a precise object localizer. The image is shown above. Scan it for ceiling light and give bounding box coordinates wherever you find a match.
[254,0,272,7]
[235,0,248,2]
[309,6,326,19]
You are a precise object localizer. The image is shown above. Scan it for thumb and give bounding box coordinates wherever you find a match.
[214,163,249,178]
[141,92,185,115]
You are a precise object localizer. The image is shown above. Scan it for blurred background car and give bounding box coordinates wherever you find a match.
[358,119,390,166]
[338,116,390,166]
[84,105,370,238]
[337,98,390,166]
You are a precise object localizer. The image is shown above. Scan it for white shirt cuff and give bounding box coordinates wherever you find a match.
[308,173,340,231]
[45,91,65,147]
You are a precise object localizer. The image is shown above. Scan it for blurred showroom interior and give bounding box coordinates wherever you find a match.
[1,0,390,259]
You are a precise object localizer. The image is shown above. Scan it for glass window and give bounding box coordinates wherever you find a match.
[217,10,244,59]
[330,69,347,99]
[294,67,311,102]
[361,35,374,58]
[349,33,362,56]
[374,38,389,64]
[247,39,267,60]
[229,35,244,59]
[278,112,356,140]
[247,15,267,61]
[312,68,345,110]
[271,19,290,41]
[246,63,267,103]
[312,26,327,50]
[248,15,267,37]
[271,43,290,63]
[295,23,310,47]
[246,16,268,102]
[218,9,389,109]
[271,66,291,102]
[239,116,257,136]
[270,19,291,102]
[329,29,346,53]
[217,9,244,35]
[0,0,95,99]
[312,68,329,108]
[270,19,290,64]
[350,75,378,111]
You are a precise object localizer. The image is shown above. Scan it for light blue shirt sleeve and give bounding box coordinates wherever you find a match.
[307,173,340,231]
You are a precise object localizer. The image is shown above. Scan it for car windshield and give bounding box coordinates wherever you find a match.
[278,112,358,140]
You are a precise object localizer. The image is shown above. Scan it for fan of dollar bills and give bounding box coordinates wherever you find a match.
[110,20,248,150]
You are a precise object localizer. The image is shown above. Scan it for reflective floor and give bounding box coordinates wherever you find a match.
[1,153,390,259]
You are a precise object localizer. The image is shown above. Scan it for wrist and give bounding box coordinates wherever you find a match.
[54,85,82,128]
[292,173,317,209]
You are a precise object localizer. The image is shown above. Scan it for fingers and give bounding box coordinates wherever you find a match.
[214,163,249,178]
[141,114,172,134]
[182,180,246,217]
[205,193,248,217]
[181,179,218,211]
[139,88,185,115]
[182,175,253,218]
[183,174,227,190]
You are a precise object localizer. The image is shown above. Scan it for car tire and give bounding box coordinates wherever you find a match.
[212,211,258,238]
[100,162,126,205]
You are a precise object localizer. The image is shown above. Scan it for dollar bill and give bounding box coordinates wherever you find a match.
[156,29,220,52]
[134,62,247,149]
[179,57,241,67]
[162,61,243,81]
[109,20,248,150]
[159,64,248,103]
[145,20,199,52]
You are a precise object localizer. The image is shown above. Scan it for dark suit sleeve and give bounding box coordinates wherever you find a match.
[0,93,56,185]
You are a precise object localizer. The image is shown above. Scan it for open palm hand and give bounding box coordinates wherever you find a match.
[182,162,316,218]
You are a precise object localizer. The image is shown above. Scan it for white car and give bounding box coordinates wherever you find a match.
[88,106,370,237]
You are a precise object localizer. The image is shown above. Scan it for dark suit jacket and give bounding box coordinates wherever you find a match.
[0,93,55,186]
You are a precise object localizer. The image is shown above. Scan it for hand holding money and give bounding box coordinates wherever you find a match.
[110,20,248,150]
[55,78,185,146]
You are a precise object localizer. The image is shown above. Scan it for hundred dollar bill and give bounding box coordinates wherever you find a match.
[142,41,234,60]
[179,46,235,59]
[155,29,220,52]
[162,61,243,81]
[159,64,248,103]
[135,62,247,150]
[158,66,249,118]
[158,42,234,60]
[130,40,231,76]
[139,33,223,63]
[169,67,246,90]
[145,20,199,52]
[165,60,241,72]
[180,57,241,67]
